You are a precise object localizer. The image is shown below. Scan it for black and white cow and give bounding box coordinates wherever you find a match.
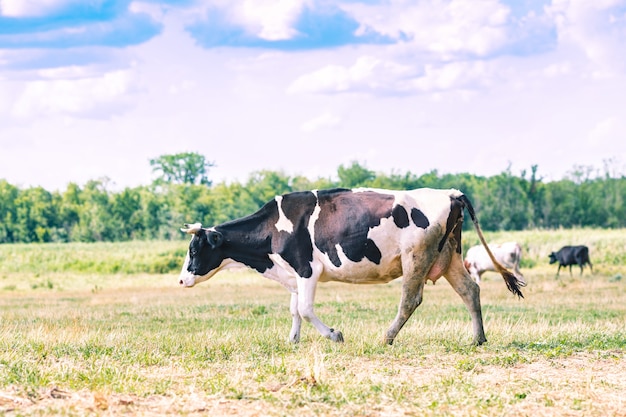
[464,242,525,284]
[179,188,525,345]
[549,245,593,276]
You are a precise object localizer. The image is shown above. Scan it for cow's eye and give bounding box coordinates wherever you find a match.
[190,249,197,257]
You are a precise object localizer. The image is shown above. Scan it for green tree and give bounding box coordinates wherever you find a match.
[0,180,19,243]
[56,183,83,242]
[337,161,375,188]
[70,179,113,242]
[472,168,532,231]
[244,171,293,207]
[137,186,172,240]
[290,175,336,191]
[12,186,58,242]
[110,188,143,240]
[369,170,421,190]
[150,152,214,185]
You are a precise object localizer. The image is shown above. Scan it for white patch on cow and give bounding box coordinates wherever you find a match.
[311,240,399,285]
[308,191,321,228]
[274,195,294,233]
[266,253,299,291]
[179,249,193,286]
[367,215,405,257]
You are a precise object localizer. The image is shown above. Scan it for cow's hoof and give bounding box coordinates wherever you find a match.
[328,329,344,343]
[473,338,487,346]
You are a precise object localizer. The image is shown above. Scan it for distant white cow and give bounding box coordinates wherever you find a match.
[464,242,525,284]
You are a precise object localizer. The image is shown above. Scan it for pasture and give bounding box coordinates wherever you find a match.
[1,228,625,416]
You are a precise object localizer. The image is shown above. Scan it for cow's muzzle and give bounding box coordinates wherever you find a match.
[178,272,196,288]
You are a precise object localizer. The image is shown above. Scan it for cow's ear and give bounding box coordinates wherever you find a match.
[207,230,224,248]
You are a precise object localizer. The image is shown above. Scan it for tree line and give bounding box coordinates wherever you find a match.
[1,155,625,244]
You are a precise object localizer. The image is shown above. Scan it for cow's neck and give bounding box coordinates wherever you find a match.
[216,207,276,274]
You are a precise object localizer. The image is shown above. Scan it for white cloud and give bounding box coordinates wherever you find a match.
[0,0,65,17]
[202,0,310,41]
[412,60,493,92]
[301,112,342,133]
[12,69,137,119]
[288,55,495,96]
[241,0,307,41]
[548,0,626,75]
[542,61,572,77]
[345,0,511,57]
[36,65,97,80]
[287,55,418,95]
[588,117,620,146]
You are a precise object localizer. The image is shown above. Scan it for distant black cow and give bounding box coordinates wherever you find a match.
[549,245,593,276]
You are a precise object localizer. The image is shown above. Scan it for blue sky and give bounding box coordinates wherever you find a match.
[1,0,625,190]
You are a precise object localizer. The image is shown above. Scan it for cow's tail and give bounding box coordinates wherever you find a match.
[457,193,525,299]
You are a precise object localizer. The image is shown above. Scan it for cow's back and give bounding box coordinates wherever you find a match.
[556,245,588,265]
[496,242,522,267]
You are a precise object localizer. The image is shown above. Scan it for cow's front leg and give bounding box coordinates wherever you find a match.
[297,276,344,342]
[289,292,302,343]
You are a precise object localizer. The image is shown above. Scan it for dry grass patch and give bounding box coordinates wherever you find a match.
[1,231,626,416]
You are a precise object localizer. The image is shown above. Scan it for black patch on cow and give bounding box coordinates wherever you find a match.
[209,200,279,274]
[392,205,410,228]
[411,208,430,229]
[314,189,394,267]
[273,191,317,278]
[438,196,464,254]
[187,229,227,276]
[363,238,383,264]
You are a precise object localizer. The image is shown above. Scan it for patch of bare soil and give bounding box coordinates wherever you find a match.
[2,353,626,416]
[0,386,273,416]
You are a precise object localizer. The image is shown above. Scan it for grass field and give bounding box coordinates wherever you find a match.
[1,229,625,416]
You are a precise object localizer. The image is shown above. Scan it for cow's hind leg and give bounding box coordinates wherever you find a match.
[385,275,426,345]
[444,253,487,345]
[384,249,436,345]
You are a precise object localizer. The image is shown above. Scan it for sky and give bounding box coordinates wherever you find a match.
[1,0,625,191]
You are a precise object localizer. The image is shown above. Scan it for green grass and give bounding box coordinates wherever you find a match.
[0,240,186,276]
[1,229,626,415]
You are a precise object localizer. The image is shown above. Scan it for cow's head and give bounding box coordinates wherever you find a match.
[179,223,226,287]
[548,252,557,264]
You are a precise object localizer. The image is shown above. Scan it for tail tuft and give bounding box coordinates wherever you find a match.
[502,269,524,298]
